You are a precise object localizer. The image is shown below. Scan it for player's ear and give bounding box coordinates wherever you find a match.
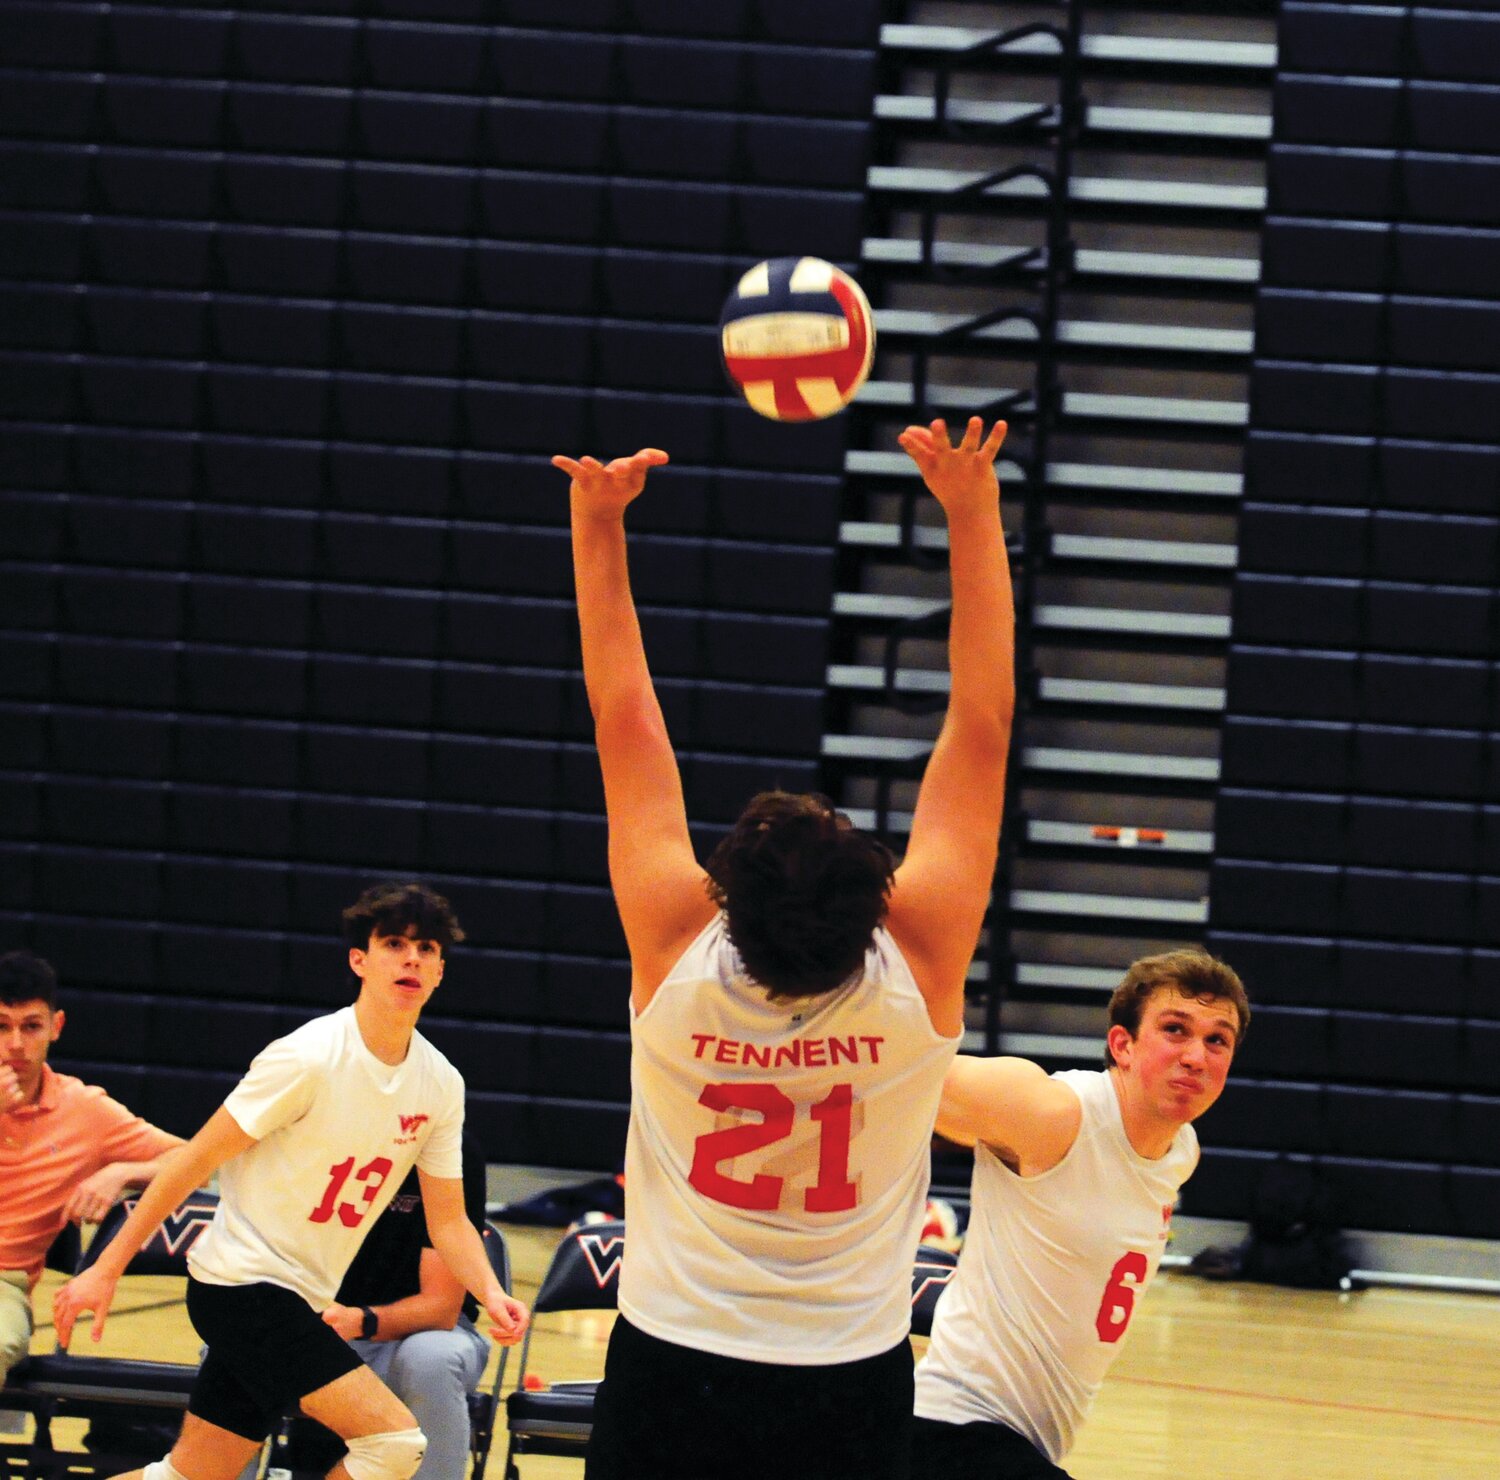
[349,947,367,980]
[1106,1023,1133,1069]
[48,1007,65,1044]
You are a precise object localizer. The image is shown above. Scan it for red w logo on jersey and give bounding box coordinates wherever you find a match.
[395,1113,430,1144]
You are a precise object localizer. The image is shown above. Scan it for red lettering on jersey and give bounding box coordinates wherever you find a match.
[685,1033,887,1067]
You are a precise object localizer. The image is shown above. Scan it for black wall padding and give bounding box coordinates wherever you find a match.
[0,0,885,1162]
[1203,0,1500,1237]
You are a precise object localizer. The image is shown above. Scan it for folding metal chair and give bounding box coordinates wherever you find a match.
[2,1192,221,1480]
[500,1218,625,1478]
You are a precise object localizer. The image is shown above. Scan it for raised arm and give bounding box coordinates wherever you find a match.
[52,1107,253,1345]
[556,449,715,1006]
[938,1055,1081,1176]
[886,417,1016,1035]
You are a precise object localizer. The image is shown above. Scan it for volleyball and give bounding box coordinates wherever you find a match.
[719,256,876,422]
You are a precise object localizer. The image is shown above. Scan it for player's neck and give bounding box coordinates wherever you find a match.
[352,996,417,1066]
[1107,1067,1181,1161]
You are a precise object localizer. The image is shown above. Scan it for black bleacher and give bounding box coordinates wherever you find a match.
[1203,0,1500,1237]
[0,0,874,1165]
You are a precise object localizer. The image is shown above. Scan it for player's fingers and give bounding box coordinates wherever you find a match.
[958,415,983,452]
[53,1296,73,1349]
[898,442,936,477]
[982,419,1009,459]
[550,455,583,477]
[636,448,669,467]
[928,418,949,446]
[90,1306,108,1342]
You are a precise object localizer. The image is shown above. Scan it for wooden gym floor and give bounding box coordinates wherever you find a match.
[8,1223,1498,1480]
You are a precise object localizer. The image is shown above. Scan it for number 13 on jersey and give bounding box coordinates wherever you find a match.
[688,1081,857,1213]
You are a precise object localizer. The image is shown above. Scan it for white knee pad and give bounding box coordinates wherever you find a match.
[343,1427,426,1480]
[143,1456,190,1480]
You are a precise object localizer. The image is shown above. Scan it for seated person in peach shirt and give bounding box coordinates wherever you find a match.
[1,950,183,1386]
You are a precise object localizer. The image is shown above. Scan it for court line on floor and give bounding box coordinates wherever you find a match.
[34,1297,188,1334]
[1113,1374,1500,1428]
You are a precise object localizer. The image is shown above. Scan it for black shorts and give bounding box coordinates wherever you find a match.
[185,1277,365,1442]
[585,1315,914,1480]
[910,1415,1073,1480]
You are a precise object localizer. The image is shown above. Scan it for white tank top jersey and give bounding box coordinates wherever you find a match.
[188,1006,465,1310]
[913,1069,1198,1463]
[621,914,959,1366]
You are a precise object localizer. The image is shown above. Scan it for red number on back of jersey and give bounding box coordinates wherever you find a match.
[1095,1250,1150,1343]
[688,1083,795,1210]
[689,1082,858,1213]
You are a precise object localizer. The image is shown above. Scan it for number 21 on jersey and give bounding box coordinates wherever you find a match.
[689,1082,857,1213]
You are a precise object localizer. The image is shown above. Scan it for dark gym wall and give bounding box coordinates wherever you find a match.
[1202,1,1500,1239]
[0,0,884,1164]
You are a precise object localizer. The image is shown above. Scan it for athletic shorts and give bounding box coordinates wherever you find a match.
[585,1315,914,1480]
[185,1277,364,1442]
[910,1415,1074,1480]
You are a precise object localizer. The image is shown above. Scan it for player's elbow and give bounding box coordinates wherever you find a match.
[592,691,669,750]
[949,706,1013,762]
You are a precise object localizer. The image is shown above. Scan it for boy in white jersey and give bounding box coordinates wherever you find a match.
[554,415,1015,1480]
[52,883,529,1480]
[912,949,1250,1479]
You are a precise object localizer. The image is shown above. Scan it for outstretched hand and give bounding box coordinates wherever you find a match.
[553,448,670,519]
[53,1266,117,1348]
[898,417,1007,517]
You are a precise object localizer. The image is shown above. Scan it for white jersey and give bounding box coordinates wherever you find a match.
[189,1006,465,1310]
[914,1070,1198,1463]
[621,914,958,1365]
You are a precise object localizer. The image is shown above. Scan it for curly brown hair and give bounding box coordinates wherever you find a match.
[704,792,896,1001]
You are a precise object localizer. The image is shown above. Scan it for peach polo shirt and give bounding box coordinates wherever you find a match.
[0,1065,178,1287]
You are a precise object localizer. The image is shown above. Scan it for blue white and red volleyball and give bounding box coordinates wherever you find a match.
[719,256,876,422]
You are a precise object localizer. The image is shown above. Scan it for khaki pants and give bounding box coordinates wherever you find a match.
[0,1270,33,1389]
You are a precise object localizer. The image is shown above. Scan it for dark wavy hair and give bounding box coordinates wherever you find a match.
[341,881,465,953]
[704,792,896,1001]
[0,950,58,1009]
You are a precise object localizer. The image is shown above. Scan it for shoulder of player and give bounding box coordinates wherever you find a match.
[407,1030,465,1096]
[882,908,969,1023]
